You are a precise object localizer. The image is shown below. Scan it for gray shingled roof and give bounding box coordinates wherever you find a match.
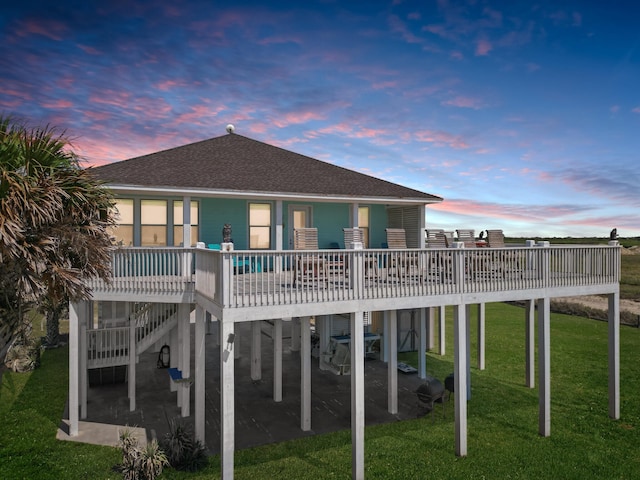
[90,133,442,203]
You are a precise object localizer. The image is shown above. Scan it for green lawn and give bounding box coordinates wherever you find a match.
[2,303,640,479]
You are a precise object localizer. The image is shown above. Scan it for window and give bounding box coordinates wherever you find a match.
[249,203,271,249]
[141,200,167,246]
[173,201,199,246]
[358,206,370,248]
[110,199,134,246]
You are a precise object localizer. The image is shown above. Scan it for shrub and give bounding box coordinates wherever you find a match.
[162,418,208,472]
[117,428,168,480]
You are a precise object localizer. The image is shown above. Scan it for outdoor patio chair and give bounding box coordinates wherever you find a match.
[425,230,451,281]
[344,227,378,280]
[456,229,477,248]
[426,229,449,248]
[293,228,326,286]
[486,229,505,248]
[385,228,420,280]
[343,227,364,248]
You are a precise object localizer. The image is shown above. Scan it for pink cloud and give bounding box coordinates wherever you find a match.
[16,19,68,41]
[0,98,22,109]
[171,103,224,126]
[42,99,73,109]
[0,87,30,100]
[89,90,133,109]
[442,95,485,109]
[430,198,583,224]
[272,111,325,128]
[475,37,492,56]
[415,129,470,149]
[372,80,397,90]
[154,80,186,91]
[78,44,101,55]
[388,15,423,44]
[258,35,302,46]
[632,106,640,114]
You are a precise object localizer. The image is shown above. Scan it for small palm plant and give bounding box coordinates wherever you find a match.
[138,441,169,480]
[162,417,207,471]
[117,428,168,480]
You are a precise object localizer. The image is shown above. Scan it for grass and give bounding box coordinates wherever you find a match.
[2,303,640,479]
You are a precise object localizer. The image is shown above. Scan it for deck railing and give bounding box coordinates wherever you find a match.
[86,244,620,309]
[87,247,194,298]
[194,243,620,309]
[87,327,129,368]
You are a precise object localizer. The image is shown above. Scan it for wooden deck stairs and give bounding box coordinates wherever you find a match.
[87,303,180,369]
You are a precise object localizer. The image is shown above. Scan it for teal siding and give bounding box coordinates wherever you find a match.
[312,203,350,248]
[369,204,388,249]
[200,198,249,249]
[115,194,402,250]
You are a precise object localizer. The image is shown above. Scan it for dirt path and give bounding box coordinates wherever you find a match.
[556,295,640,316]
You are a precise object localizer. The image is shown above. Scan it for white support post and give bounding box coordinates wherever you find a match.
[351,311,365,480]
[418,204,426,248]
[290,317,301,352]
[273,318,283,402]
[439,305,446,355]
[195,306,206,444]
[382,311,390,363]
[182,196,191,248]
[453,304,468,456]
[220,319,235,479]
[317,315,329,372]
[350,203,359,228]
[128,303,136,412]
[251,320,262,381]
[276,200,283,251]
[477,303,485,370]
[69,301,80,436]
[427,307,435,350]
[418,308,427,379]
[300,316,312,431]
[176,313,183,407]
[169,325,178,392]
[538,297,551,437]
[525,300,535,388]
[469,305,473,400]
[234,325,241,360]
[387,310,398,414]
[80,321,87,419]
[608,292,620,419]
[180,303,191,417]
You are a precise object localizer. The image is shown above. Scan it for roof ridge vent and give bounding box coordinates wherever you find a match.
[226,124,235,134]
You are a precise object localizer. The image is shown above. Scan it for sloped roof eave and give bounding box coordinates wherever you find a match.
[104,183,444,205]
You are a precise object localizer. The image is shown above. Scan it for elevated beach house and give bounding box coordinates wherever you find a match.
[67,128,621,479]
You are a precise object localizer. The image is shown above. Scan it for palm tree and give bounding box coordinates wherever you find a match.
[0,115,115,346]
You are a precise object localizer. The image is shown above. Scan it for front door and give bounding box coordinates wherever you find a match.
[288,205,312,249]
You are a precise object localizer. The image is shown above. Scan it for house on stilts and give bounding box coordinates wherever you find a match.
[66,127,621,479]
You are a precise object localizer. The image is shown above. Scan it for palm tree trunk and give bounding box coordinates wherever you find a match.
[45,306,61,347]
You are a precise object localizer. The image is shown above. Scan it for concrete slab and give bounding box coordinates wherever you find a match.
[68,321,437,454]
[57,418,148,448]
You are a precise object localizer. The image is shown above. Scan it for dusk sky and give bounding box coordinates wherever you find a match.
[2,1,639,237]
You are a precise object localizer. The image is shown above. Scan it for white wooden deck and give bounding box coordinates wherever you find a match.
[87,243,620,322]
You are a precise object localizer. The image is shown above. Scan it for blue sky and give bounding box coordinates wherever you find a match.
[2,0,639,237]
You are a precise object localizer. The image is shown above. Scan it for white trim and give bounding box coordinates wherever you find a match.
[105,185,442,206]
